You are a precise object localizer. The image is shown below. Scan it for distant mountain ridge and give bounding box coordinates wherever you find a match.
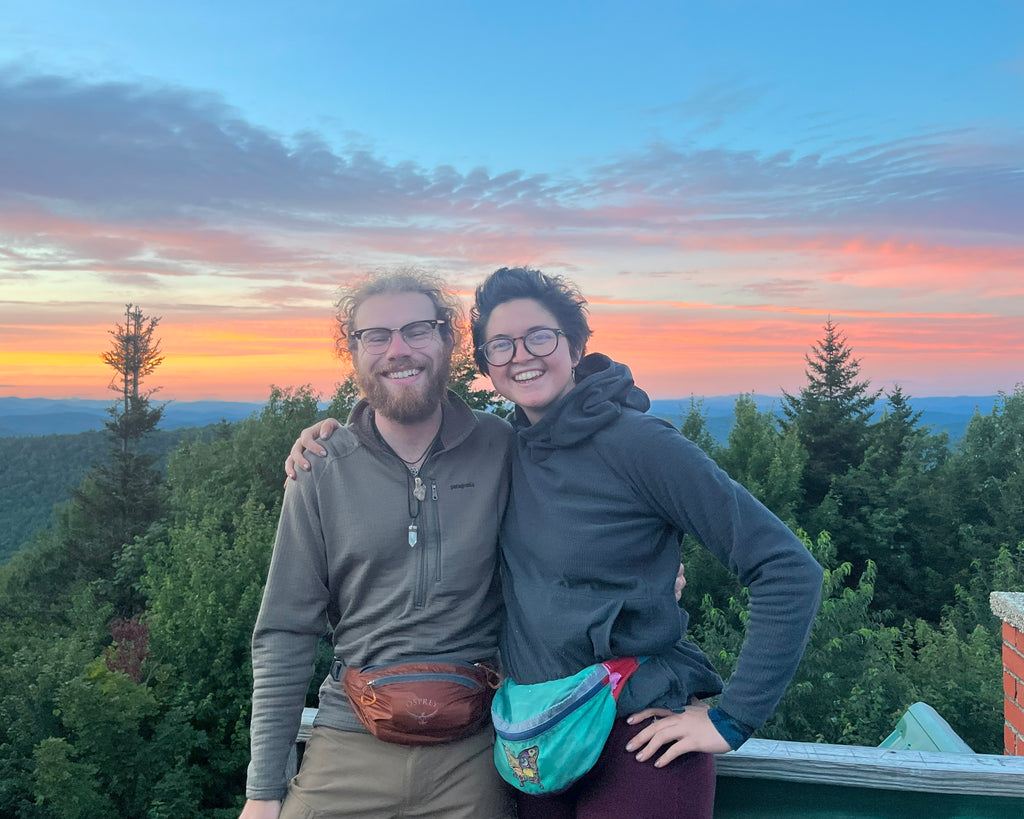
[0,394,1001,443]
[647,394,999,445]
[0,397,264,437]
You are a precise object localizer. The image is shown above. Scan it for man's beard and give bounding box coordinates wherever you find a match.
[357,355,451,424]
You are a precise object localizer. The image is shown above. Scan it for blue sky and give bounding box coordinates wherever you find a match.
[12,2,1021,170]
[2,1,1022,400]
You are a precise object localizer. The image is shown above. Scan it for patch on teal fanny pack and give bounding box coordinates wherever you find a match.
[491,657,642,795]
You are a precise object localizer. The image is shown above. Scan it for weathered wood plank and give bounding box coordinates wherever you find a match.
[717,738,1024,797]
[297,707,317,743]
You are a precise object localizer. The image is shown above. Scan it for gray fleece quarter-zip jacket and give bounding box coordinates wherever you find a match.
[245,392,512,801]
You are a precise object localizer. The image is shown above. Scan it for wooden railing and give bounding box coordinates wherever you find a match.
[296,708,1024,798]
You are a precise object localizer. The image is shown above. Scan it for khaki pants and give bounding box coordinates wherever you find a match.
[280,725,515,819]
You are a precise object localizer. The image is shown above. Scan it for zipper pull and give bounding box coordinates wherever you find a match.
[408,524,418,548]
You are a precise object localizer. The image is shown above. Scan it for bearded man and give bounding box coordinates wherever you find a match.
[240,271,514,819]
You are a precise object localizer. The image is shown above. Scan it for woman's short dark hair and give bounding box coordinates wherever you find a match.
[470,267,592,375]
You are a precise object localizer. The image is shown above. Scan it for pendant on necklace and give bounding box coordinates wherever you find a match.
[408,524,418,548]
[413,476,426,501]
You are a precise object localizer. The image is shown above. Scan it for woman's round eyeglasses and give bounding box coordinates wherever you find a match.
[352,320,446,354]
[477,328,564,367]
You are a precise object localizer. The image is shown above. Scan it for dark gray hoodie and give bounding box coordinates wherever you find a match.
[499,354,823,733]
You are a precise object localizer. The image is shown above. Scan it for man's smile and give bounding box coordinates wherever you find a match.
[384,367,424,380]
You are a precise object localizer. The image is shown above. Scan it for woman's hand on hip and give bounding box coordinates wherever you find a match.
[624,703,731,766]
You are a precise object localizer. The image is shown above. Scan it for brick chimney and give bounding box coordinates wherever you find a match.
[991,592,1024,756]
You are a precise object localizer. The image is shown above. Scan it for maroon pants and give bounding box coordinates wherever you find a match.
[512,717,716,819]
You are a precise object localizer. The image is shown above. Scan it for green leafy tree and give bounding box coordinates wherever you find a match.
[0,587,113,816]
[692,531,914,746]
[138,385,325,813]
[28,655,207,819]
[448,346,511,416]
[690,528,1011,753]
[716,394,806,523]
[323,372,360,423]
[36,659,160,816]
[948,542,1024,637]
[32,737,115,819]
[141,502,277,811]
[897,618,1003,753]
[781,318,881,512]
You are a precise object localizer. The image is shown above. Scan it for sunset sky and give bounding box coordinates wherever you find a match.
[2,1,1022,402]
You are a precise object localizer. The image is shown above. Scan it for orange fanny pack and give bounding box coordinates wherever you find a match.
[337,658,502,745]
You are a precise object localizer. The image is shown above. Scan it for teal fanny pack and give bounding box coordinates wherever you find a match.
[491,657,644,795]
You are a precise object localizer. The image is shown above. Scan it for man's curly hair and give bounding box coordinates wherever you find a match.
[334,268,462,360]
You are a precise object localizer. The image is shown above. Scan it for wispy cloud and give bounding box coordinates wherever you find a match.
[1,67,1022,399]
[6,68,1022,252]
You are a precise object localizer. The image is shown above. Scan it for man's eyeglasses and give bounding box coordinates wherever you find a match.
[477,328,564,367]
[352,320,446,354]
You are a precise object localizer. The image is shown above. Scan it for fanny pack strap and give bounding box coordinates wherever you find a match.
[330,656,500,684]
[601,655,647,700]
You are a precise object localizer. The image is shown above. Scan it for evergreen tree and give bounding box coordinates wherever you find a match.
[716,394,806,523]
[678,396,718,456]
[680,395,807,623]
[101,304,165,455]
[69,305,167,613]
[939,386,1024,591]
[816,386,953,620]
[781,318,881,512]
[0,306,169,623]
[865,385,922,475]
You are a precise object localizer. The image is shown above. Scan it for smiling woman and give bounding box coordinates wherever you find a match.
[466,267,823,819]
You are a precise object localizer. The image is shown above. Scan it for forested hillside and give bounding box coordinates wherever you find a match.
[0,318,1022,817]
[1,394,993,566]
[0,426,228,562]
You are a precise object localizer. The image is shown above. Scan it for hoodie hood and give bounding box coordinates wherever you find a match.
[515,352,651,451]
